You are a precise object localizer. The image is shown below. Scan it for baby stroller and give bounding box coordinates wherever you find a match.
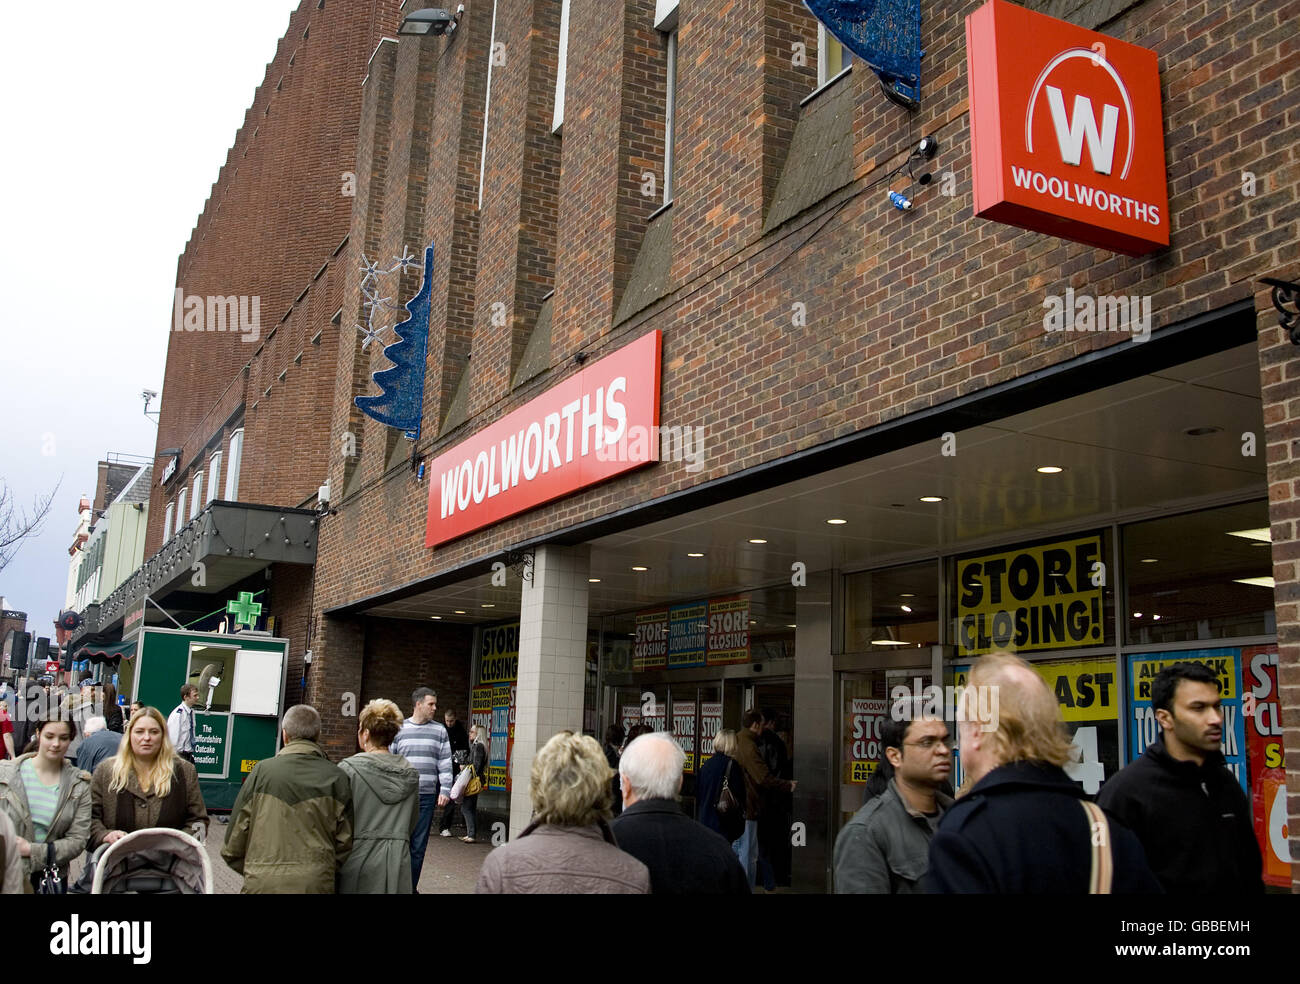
[87,827,213,894]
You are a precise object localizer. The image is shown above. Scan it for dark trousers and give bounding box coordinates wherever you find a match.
[461,795,479,840]
[410,792,438,890]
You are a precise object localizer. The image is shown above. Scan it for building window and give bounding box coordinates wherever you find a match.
[164,502,175,541]
[817,23,851,87]
[552,0,571,134]
[176,488,188,529]
[207,452,223,504]
[225,429,244,500]
[663,28,677,205]
[190,473,203,520]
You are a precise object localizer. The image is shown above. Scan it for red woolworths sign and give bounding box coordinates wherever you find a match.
[425,331,662,547]
[966,0,1169,256]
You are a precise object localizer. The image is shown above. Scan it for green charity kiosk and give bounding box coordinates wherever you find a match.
[119,627,289,811]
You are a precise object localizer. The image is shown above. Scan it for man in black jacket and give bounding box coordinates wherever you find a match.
[437,709,471,838]
[927,652,1161,894]
[612,731,750,894]
[1097,661,1263,894]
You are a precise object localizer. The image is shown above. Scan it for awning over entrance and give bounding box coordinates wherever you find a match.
[72,639,137,664]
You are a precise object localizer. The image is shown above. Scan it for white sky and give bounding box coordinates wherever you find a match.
[0,0,303,636]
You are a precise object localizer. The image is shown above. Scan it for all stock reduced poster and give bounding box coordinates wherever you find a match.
[1126,648,1247,793]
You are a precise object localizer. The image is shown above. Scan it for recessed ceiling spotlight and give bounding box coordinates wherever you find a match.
[481,603,495,608]
[588,578,601,583]
[1133,612,1143,618]
[1140,558,1158,564]
[901,605,913,613]
[899,593,916,598]
[429,615,441,619]
[1152,614,1162,620]
[1036,466,1064,474]
[1183,426,1222,437]
[454,610,467,615]
[631,566,649,572]
[919,496,945,503]
[826,518,847,525]
[687,552,705,558]
[871,639,911,646]
[749,620,757,625]
[786,623,797,629]
[748,538,768,544]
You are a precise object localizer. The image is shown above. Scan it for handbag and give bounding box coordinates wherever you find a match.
[716,766,741,815]
[464,764,483,798]
[37,862,67,895]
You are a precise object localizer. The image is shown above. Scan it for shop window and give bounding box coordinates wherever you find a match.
[844,561,939,653]
[949,531,1114,660]
[1123,501,1275,645]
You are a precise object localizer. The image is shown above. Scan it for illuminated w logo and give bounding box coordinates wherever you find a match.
[1045,85,1119,175]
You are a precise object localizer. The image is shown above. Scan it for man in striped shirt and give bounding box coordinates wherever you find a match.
[391,687,454,890]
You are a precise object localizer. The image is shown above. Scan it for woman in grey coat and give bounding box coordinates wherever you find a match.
[338,699,419,894]
[0,713,92,893]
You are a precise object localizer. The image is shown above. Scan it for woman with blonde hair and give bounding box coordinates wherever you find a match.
[338,698,419,893]
[90,706,208,849]
[475,731,650,894]
[695,728,745,843]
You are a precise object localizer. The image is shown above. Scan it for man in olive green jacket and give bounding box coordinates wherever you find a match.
[222,705,353,893]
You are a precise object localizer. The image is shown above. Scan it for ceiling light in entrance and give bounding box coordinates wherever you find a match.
[1233,576,1276,589]
[748,538,767,544]
[901,605,913,613]
[631,566,649,572]
[1132,612,1143,618]
[1036,466,1064,474]
[786,624,797,628]
[919,496,945,503]
[1140,558,1158,564]
[588,578,601,583]
[454,610,466,614]
[899,593,915,598]
[871,638,911,646]
[481,603,495,608]
[826,518,847,525]
[687,552,705,557]
[429,615,441,619]
[1226,528,1272,544]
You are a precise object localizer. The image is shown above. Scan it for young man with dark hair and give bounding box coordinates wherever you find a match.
[1097,661,1263,894]
[731,708,795,890]
[834,707,954,893]
[391,687,453,890]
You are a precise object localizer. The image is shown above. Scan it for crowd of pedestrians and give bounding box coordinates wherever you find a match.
[0,652,1268,895]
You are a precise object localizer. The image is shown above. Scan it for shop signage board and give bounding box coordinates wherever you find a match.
[476,622,521,791]
[952,656,1118,793]
[633,609,669,670]
[965,0,1169,255]
[1243,645,1290,887]
[478,623,519,684]
[672,700,696,773]
[1126,648,1247,793]
[955,534,1104,657]
[620,704,642,736]
[698,701,723,768]
[488,684,516,792]
[846,698,890,784]
[667,602,707,668]
[425,330,662,547]
[471,685,493,755]
[706,595,750,665]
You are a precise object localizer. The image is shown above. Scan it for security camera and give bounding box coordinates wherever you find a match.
[142,389,158,401]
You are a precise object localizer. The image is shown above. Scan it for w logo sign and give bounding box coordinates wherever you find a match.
[1046,88,1119,174]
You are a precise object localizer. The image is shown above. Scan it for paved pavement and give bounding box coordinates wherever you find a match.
[73,808,493,894]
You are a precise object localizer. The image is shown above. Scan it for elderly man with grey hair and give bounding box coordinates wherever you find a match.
[72,716,122,777]
[611,731,750,894]
[222,704,353,893]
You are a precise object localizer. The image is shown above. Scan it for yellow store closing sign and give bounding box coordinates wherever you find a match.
[953,657,1118,722]
[956,535,1105,657]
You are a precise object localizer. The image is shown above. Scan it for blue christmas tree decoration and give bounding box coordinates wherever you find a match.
[355,244,434,441]
[804,0,923,108]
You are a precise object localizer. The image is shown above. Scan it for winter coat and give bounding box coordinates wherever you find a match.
[0,753,92,890]
[1096,737,1263,894]
[90,757,209,848]
[926,760,1161,894]
[222,740,353,894]
[0,808,24,894]
[834,778,953,894]
[465,741,488,799]
[733,728,792,820]
[337,751,419,894]
[612,798,750,894]
[696,753,745,842]
[475,820,650,894]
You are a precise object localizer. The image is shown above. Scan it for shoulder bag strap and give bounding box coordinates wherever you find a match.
[1081,801,1112,894]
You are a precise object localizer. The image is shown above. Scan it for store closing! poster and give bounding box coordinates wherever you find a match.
[1243,645,1290,887]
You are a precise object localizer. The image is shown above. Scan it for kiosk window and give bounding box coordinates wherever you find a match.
[845,561,939,653]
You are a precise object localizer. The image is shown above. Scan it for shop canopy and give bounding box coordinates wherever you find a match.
[72,639,136,664]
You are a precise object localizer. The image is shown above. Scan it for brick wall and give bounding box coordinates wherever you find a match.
[308,0,1298,874]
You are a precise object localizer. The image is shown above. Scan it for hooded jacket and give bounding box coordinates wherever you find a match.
[926,760,1161,894]
[222,740,353,894]
[0,753,92,888]
[1096,737,1263,895]
[337,751,419,894]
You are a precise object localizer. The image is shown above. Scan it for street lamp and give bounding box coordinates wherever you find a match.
[398,6,463,37]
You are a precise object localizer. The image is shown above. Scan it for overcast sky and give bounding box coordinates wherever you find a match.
[0,0,303,636]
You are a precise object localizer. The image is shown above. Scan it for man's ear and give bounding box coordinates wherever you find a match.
[884,745,904,769]
[1154,708,1174,733]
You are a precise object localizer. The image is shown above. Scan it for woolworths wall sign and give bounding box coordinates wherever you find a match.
[965,0,1170,255]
